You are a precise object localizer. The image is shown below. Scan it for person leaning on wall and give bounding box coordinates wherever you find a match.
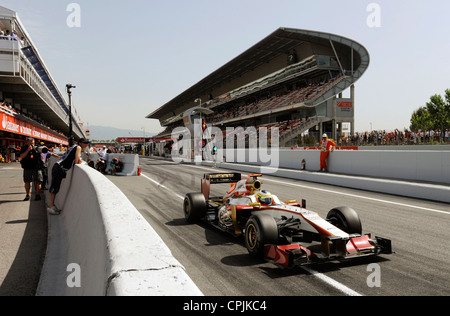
[319,133,336,172]
[47,138,90,215]
[40,146,61,190]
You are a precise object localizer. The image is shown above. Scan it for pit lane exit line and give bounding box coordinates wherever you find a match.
[140,171,363,297]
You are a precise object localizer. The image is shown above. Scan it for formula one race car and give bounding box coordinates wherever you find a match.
[183,173,392,268]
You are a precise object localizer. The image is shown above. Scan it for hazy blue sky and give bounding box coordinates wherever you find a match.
[2,0,449,134]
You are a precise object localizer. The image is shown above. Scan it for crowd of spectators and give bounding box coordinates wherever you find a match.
[0,27,25,46]
[0,100,18,115]
[1,100,68,139]
[338,129,450,146]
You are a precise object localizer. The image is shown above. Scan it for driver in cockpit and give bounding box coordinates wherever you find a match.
[257,190,274,205]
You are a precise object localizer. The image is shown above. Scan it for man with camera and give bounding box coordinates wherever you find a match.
[19,137,43,201]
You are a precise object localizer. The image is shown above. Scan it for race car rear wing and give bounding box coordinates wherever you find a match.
[201,173,242,200]
[205,173,242,184]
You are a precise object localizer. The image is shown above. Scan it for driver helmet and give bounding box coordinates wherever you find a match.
[257,190,273,205]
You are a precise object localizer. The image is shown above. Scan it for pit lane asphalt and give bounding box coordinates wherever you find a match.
[107,157,450,296]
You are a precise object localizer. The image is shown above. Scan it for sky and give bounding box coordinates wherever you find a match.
[2,0,450,134]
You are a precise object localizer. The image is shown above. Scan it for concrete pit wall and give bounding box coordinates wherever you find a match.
[37,159,202,296]
[224,148,450,185]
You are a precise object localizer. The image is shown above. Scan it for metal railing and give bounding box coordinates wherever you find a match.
[0,39,84,138]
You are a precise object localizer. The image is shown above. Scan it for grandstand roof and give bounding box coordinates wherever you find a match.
[147,28,369,122]
[0,6,85,139]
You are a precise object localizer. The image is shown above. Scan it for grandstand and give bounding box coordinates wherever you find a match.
[147,28,369,151]
[0,6,84,152]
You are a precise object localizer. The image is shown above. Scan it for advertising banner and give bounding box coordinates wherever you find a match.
[1,111,69,145]
[335,98,353,118]
[117,137,146,144]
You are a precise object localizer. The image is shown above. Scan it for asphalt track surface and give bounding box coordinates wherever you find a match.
[107,157,450,296]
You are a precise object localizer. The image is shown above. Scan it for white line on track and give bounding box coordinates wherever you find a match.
[263,178,450,216]
[302,267,362,296]
[141,173,185,200]
[140,171,363,296]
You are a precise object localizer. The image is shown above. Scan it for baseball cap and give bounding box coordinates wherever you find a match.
[78,138,91,144]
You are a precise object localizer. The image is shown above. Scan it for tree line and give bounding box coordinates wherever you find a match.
[410,89,450,132]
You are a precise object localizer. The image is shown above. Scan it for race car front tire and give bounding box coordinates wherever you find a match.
[184,192,206,223]
[245,214,279,258]
[326,206,362,235]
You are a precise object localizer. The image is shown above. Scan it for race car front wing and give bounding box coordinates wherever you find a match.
[264,234,392,268]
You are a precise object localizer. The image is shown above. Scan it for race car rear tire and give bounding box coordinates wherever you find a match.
[327,206,362,235]
[184,192,206,223]
[245,214,279,258]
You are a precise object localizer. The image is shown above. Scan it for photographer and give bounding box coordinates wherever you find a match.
[110,157,123,175]
[19,137,43,201]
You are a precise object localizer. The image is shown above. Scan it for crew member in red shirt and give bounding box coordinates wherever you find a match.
[320,133,336,172]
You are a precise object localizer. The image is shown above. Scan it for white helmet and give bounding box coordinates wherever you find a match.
[257,190,273,205]
[322,133,328,138]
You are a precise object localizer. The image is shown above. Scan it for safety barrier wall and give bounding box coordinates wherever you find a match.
[204,148,450,203]
[224,148,450,185]
[104,153,139,176]
[87,153,139,176]
[37,158,202,296]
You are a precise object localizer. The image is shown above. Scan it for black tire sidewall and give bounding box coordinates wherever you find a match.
[184,192,206,223]
[245,213,278,258]
[327,206,362,235]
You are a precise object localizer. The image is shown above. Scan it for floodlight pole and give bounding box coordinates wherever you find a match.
[66,84,76,147]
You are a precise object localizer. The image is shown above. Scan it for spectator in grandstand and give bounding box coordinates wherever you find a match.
[319,134,336,172]
[287,50,298,65]
[19,137,43,201]
[0,28,3,38]
[47,138,90,215]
